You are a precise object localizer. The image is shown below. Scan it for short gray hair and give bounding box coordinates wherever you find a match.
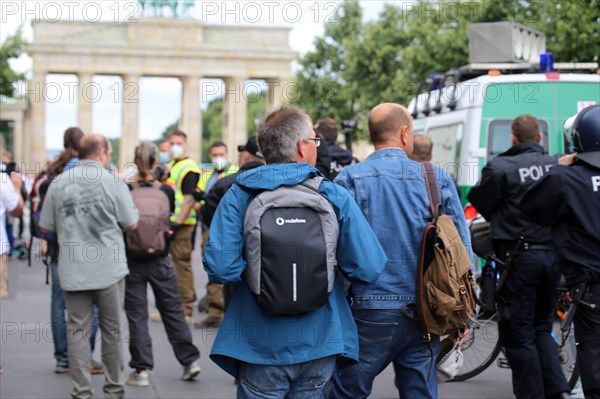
[257,106,311,164]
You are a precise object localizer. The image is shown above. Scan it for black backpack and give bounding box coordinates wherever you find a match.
[242,177,339,315]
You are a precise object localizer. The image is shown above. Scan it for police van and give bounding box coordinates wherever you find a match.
[407,22,600,207]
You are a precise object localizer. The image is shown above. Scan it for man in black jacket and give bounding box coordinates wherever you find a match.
[314,117,356,180]
[194,136,265,328]
[467,114,570,399]
[520,105,600,399]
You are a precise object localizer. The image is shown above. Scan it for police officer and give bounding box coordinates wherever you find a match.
[467,114,571,399]
[520,105,600,399]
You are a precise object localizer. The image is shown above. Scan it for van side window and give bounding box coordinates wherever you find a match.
[488,120,548,159]
[427,123,463,179]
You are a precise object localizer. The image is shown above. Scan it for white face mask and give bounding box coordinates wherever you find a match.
[211,156,227,172]
[170,144,184,160]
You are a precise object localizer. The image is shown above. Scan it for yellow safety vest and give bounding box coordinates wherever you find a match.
[168,158,201,225]
[198,164,239,193]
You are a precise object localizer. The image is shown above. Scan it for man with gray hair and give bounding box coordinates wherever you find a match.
[40,134,139,399]
[203,106,386,397]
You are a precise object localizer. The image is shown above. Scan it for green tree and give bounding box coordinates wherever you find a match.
[291,0,363,124]
[0,26,27,97]
[293,0,598,130]
[109,138,120,165]
[529,0,599,62]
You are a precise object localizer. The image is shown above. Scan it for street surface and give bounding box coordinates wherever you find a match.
[0,238,547,399]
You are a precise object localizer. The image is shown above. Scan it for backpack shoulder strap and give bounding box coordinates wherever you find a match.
[422,162,441,224]
[299,175,324,193]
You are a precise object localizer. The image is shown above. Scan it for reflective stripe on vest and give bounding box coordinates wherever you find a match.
[167,158,200,225]
[198,164,240,193]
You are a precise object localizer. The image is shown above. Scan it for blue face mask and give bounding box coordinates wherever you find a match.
[159,151,170,164]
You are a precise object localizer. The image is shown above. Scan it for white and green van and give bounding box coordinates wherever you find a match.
[408,69,600,206]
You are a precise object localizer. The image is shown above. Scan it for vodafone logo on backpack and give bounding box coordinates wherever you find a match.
[275,217,307,226]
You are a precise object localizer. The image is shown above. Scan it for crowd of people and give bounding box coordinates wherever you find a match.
[0,103,598,399]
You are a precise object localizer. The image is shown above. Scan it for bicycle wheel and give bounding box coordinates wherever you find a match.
[452,312,502,381]
[552,319,580,391]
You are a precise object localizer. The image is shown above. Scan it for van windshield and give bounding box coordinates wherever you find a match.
[488,119,548,158]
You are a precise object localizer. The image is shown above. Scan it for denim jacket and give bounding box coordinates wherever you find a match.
[335,148,473,309]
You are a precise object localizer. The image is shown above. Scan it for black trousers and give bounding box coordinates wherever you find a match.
[574,283,600,399]
[498,249,570,399]
[124,256,200,370]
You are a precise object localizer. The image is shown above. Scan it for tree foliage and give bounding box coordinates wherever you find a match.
[292,0,599,139]
[0,26,27,98]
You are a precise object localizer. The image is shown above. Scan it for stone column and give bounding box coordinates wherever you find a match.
[179,75,202,163]
[266,78,290,115]
[222,76,248,160]
[27,71,47,172]
[77,72,94,134]
[12,119,23,166]
[119,74,140,168]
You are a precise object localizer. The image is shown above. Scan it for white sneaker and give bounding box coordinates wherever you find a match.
[181,361,201,381]
[126,370,149,387]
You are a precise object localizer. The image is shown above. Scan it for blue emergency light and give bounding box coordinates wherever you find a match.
[540,52,554,72]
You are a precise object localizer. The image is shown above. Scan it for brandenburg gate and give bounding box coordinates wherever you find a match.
[23,18,296,165]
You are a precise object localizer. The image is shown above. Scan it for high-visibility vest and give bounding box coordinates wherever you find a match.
[198,163,239,193]
[168,158,201,225]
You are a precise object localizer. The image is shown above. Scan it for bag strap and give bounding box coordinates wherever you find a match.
[416,162,441,342]
[299,176,324,193]
[422,162,441,224]
[130,180,160,190]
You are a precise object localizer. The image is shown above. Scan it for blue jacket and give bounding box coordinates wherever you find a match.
[203,163,387,377]
[335,148,473,309]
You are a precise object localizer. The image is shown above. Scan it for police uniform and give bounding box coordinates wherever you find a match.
[520,105,600,399]
[468,142,570,399]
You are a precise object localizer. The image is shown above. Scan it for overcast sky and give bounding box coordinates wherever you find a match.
[1,1,388,151]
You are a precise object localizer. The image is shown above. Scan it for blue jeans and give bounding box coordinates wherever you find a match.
[237,356,336,399]
[51,262,99,366]
[330,308,439,399]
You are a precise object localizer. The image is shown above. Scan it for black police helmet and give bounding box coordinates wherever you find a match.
[572,105,600,168]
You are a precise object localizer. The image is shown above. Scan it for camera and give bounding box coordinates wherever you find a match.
[154,164,169,182]
[0,162,16,175]
[341,120,358,135]
[341,120,358,153]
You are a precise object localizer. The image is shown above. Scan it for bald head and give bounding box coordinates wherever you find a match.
[410,135,433,162]
[368,103,414,153]
[79,134,111,167]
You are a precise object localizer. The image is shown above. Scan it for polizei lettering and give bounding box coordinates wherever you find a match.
[275,217,307,226]
[592,176,600,192]
[519,164,552,184]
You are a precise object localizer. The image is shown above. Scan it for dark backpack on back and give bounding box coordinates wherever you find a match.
[28,172,59,270]
[416,162,477,338]
[126,182,171,259]
[243,176,339,315]
[30,173,57,244]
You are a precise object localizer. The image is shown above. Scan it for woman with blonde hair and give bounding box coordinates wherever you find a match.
[123,142,200,387]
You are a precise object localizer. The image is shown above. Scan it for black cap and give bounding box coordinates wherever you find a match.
[237,136,263,158]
